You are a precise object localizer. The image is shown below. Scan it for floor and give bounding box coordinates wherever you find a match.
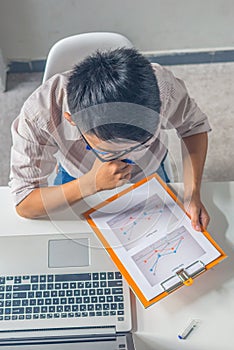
[0,62,234,186]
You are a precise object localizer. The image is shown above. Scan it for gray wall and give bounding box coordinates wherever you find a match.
[0,0,234,61]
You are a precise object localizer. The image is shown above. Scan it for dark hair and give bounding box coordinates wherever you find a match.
[66,47,161,142]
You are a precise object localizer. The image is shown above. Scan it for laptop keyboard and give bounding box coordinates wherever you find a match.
[0,272,125,322]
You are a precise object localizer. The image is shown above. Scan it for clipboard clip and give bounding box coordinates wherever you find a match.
[161,260,206,293]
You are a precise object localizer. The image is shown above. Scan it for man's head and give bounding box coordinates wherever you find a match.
[66,48,161,160]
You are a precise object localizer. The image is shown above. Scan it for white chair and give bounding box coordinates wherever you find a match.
[43,32,133,83]
[43,32,174,181]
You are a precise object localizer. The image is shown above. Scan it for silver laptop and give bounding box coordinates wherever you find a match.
[0,231,136,349]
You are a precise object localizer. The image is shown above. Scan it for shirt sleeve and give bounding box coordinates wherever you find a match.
[159,67,211,138]
[9,105,58,206]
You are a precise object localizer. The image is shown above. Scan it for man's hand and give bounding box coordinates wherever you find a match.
[85,158,133,193]
[184,192,210,231]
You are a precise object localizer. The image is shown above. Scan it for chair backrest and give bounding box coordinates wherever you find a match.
[42,32,133,83]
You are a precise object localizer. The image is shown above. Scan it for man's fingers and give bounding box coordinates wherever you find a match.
[200,208,210,230]
[190,207,201,231]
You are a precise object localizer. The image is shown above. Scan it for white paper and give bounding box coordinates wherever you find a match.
[89,177,221,301]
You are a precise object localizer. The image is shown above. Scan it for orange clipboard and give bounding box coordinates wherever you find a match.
[83,173,227,308]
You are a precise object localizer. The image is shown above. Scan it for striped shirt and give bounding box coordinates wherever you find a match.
[9,63,211,205]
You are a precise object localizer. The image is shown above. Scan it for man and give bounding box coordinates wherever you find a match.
[10,48,210,231]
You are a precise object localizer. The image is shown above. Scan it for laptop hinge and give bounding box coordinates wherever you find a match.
[0,326,117,345]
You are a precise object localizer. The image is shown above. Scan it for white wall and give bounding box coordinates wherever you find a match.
[0,0,234,61]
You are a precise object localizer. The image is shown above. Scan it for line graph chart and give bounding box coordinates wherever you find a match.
[133,226,205,286]
[107,193,177,250]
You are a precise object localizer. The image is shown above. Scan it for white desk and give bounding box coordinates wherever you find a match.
[1,182,234,350]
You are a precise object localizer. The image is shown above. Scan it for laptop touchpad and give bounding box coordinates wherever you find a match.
[48,238,89,268]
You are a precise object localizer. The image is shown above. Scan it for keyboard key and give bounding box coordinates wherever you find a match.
[112,288,123,294]
[55,274,91,282]
[80,305,86,311]
[40,284,46,290]
[13,284,31,291]
[114,296,124,302]
[100,273,106,280]
[7,276,14,281]
[40,276,46,283]
[103,304,110,310]
[115,272,122,279]
[53,298,59,305]
[47,275,54,282]
[117,310,124,315]
[0,278,5,284]
[108,280,123,287]
[12,308,24,314]
[49,306,55,313]
[31,276,38,283]
[72,305,78,312]
[92,273,99,280]
[107,272,114,280]
[12,300,20,307]
[13,292,26,299]
[111,303,117,310]
[95,304,102,311]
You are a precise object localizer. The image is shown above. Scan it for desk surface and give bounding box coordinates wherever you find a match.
[1,182,234,350]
